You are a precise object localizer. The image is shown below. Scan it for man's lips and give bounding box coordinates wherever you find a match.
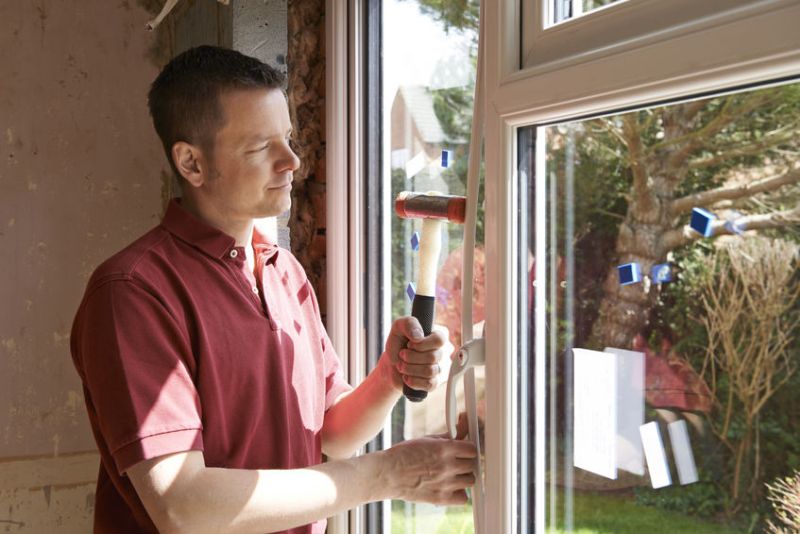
[269,180,293,190]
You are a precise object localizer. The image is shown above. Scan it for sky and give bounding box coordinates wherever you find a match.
[382,0,475,107]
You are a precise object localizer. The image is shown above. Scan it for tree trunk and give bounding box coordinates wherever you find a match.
[588,173,684,348]
[590,228,660,348]
[588,108,697,349]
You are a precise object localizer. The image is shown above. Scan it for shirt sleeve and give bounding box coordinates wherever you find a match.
[304,279,352,411]
[321,327,353,411]
[74,278,203,475]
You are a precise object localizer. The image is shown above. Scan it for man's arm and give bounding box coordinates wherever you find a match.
[321,317,448,459]
[128,437,476,534]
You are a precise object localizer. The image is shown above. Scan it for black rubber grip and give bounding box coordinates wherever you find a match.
[404,295,436,402]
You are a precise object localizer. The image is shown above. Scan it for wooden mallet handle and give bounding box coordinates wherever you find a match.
[405,218,442,402]
[395,192,466,402]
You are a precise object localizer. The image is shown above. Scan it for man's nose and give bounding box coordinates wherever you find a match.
[277,143,301,173]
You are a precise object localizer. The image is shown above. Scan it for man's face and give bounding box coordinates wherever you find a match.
[200,88,300,219]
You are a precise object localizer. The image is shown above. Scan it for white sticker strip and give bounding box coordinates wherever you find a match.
[668,420,699,485]
[405,151,427,179]
[573,348,617,479]
[639,422,672,489]
[604,347,645,476]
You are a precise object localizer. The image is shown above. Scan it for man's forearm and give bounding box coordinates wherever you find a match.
[152,452,390,534]
[321,361,401,459]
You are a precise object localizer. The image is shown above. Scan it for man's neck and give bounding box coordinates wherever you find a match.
[179,194,255,248]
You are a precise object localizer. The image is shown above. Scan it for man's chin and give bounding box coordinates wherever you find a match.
[256,202,291,219]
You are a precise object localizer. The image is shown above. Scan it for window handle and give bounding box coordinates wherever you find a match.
[446,337,485,439]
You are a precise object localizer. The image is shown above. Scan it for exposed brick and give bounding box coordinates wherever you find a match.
[287,0,327,318]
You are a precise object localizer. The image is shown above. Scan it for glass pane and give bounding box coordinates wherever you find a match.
[383,0,483,532]
[520,82,800,532]
[550,0,626,25]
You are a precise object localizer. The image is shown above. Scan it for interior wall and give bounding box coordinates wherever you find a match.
[0,0,312,530]
[287,0,328,318]
[0,1,169,530]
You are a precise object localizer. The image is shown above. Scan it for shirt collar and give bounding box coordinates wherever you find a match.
[162,198,279,260]
[252,224,279,256]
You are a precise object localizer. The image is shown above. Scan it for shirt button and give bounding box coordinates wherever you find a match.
[229,249,238,259]
[252,286,259,294]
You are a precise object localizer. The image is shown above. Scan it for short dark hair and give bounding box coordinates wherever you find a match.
[148,45,286,177]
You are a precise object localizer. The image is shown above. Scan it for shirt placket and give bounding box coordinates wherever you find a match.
[224,246,269,318]
[255,253,280,331]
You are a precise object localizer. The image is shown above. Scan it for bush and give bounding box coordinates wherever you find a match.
[766,471,800,533]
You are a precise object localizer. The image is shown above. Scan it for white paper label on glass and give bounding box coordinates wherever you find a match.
[604,347,645,476]
[573,348,617,479]
[668,420,699,485]
[640,421,672,489]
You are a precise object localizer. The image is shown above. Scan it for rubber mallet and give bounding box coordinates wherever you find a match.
[395,191,467,402]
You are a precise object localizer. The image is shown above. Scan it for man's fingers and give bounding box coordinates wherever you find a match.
[443,438,478,459]
[452,457,477,474]
[398,360,440,379]
[440,490,469,506]
[406,327,447,352]
[384,316,424,365]
[418,490,469,506]
[453,473,476,488]
[398,348,440,366]
[403,374,438,392]
[397,347,445,390]
[391,316,424,342]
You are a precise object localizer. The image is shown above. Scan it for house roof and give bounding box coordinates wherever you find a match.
[397,85,448,144]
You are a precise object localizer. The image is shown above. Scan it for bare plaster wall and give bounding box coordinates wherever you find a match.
[232,0,293,250]
[233,0,288,75]
[0,0,169,529]
[0,0,314,529]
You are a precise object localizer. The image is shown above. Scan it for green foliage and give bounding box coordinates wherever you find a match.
[391,168,413,322]
[546,122,631,347]
[646,239,800,527]
[555,491,743,533]
[635,482,726,519]
[406,0,480,34]
[759,368,800,483]
[391,491,745,533]
[649,241,713,360]
[393,2,800,528]
[432,85,474,142]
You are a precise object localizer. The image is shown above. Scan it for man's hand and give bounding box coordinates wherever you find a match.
[379,316,449,394]
[379,436,477,505]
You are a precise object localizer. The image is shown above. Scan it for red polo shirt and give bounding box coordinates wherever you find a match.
[70,199,351,533]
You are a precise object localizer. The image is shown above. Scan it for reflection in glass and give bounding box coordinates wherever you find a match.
[522,82,800,532]
[384,0,483,532]
[550,0,626,26]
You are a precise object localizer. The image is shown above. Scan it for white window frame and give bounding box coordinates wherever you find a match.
[327,1,391,532]
[484,0,800,532]
[326,1,372,533]
[524,0,758,71]
[328,0,800,533]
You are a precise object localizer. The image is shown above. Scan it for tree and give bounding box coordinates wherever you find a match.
[696,236,799,513]
[408,0,479,35]
[585,88,800,349]
[408,0,800,352]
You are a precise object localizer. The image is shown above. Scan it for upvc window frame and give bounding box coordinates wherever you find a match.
[328,0,800,533]
[484,0,800,532]
[327,0,389,533]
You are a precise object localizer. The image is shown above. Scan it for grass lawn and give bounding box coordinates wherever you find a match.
[391,491,744,533]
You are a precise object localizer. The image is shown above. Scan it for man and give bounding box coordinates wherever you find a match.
[70,46,476,533]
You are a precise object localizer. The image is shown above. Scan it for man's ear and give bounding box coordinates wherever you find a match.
[171,142,205,188]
